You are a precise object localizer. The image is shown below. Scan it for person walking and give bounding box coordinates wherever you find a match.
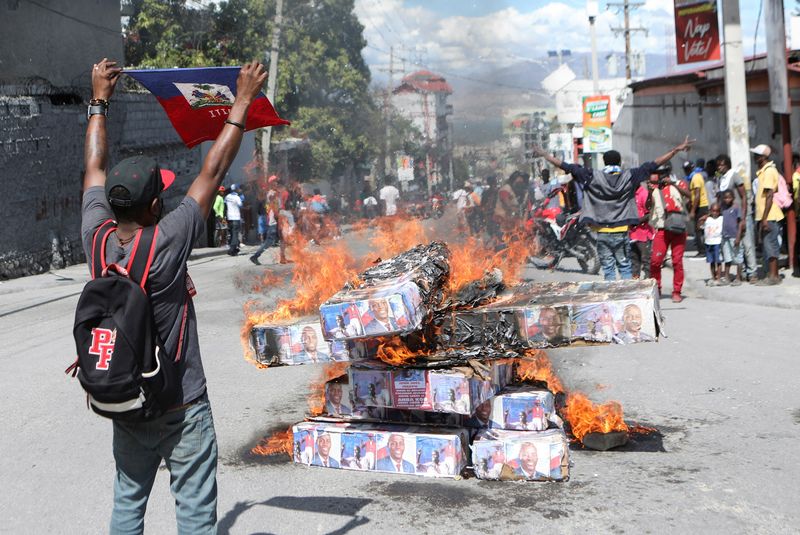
[648,168,692,302]
[80,57,267,534]
[534,137,694,281]
[629,171,658,279]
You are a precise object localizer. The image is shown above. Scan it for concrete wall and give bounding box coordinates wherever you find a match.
[0,0,123,89]
[614,87,800,172]
[0,91,202,280]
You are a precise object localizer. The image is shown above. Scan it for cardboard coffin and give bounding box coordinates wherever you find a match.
[293,420,469,478]
[471,428,570,481]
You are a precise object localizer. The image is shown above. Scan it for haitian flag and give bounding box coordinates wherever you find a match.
[125,67,290,148]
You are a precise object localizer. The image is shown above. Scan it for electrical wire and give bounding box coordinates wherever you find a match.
[22,0,121,36]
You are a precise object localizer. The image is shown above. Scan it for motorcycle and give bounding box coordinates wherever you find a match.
[528,209,600,275]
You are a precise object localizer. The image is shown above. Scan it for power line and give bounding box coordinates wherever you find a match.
[22,0,121,36]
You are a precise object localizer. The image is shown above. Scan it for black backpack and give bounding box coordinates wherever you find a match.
[67,219,181,421]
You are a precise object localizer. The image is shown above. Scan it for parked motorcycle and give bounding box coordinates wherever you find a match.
[528,210,600,274]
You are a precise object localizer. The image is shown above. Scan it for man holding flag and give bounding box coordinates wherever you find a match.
[80,57,271,534]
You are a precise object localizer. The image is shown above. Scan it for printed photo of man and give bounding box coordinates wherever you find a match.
[362,299,400,335]
[513,442,548,479]
[613,303,655,344]
[311,431,339,468]
[295,325,330,363]
[324,382,352,416]
[376,433,414,473]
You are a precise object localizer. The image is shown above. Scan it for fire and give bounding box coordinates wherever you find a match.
[562,392,629,441]
[370,217,429,259]
[375,337,429,366]
[514,350,565,394]
[251,427,293,458]
[307,361,350,416]
[447,231,532,293]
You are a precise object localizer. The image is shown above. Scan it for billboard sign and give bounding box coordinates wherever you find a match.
[674,1,721,65]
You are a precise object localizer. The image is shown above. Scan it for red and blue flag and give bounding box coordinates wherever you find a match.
[125,67,290,148]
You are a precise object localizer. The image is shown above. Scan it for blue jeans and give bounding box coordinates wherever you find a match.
[743,213,757,276]
[595,231,633,281]
[111,395,218,535]
[227,219,241,253]
[251,224,278,260]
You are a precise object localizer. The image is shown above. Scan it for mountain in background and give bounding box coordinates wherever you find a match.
[377,52,673,145]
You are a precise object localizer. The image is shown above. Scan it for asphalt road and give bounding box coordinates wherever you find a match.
[1,212,798,535]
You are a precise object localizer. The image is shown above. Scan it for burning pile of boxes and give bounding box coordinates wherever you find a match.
[249,243,662,481]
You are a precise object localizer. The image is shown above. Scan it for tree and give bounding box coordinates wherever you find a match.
[122,0,377,187]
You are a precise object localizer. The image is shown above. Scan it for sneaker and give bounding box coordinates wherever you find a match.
[754,277,782,286]
[717,278,729,286]
[730,279,742,287]
[671,292,683,303]
[250,256,261,266]
[706,279,718,287]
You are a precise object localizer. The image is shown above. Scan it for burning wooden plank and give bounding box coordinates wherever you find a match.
[319,242,450,341]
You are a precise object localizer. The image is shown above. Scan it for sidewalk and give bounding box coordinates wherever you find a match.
[666,249,800,310]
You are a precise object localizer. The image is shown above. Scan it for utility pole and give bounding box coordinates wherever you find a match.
[609,0,647,82]
[588,1,600,95]
[259,0,283,174]
[378,46,398,183]
[721,0,751,191]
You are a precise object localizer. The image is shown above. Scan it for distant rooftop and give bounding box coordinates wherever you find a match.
[394,70,453,95]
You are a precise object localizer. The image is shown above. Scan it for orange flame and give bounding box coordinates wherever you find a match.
[514,350,565,394]
[562,392,629,441]
[374,337,430,366]
[370,217,429,259]
[308,362,350,416]
[251,427,293,458]
[447,231,532,293]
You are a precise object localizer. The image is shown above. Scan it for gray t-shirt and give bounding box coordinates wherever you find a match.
[81,187,206,405]
[719,169,745,212]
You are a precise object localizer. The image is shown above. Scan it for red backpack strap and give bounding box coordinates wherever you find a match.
[90,219,117,279]
[126,226,158,290]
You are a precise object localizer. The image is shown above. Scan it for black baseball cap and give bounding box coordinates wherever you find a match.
[105,156,176,207]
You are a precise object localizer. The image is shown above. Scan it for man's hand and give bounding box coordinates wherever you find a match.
[674,135,696,153]
[760,219,770,234]
[235,61,267,105]
[92,58,122,100]
[532,145,547,158]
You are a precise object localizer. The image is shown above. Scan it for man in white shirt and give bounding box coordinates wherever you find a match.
[379,176,401,216]
[224,184,243,256]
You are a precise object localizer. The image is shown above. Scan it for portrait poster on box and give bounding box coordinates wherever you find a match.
[473,441,508,479]
[352,369,392,407]
[321,302,365,340]
[287,323,330,364]
[293,428,314,465]
[415,436,457,476]
[611,300,656,344]
[499,396,551,431]
[573,303,618,342]
[311,429,341,469]
[506,440,560,480]
[391,369,430,409]
[358,298,402,336]
[340,432,375,471]
[518,305,572,346]
[324,381,353,417]
[375,432,417,474]
[430,374,470,414]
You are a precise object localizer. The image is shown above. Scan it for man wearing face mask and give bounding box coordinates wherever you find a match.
[80,57,268,534]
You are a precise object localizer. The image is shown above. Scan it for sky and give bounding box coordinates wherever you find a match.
[354,0,793,81]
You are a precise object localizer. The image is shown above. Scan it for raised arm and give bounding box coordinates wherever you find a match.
[533,146,563,168]
[187,61,268,218]
[653,136,695,167]
[83,58,122,190]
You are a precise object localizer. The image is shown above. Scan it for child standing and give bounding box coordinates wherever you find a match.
[720,190,745,285]
[701,202,724,285]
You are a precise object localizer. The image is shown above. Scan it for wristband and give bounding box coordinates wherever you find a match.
[225,119,245,130]
[87,104,108,120]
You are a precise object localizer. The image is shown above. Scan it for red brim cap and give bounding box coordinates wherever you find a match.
[160,169,176,191]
